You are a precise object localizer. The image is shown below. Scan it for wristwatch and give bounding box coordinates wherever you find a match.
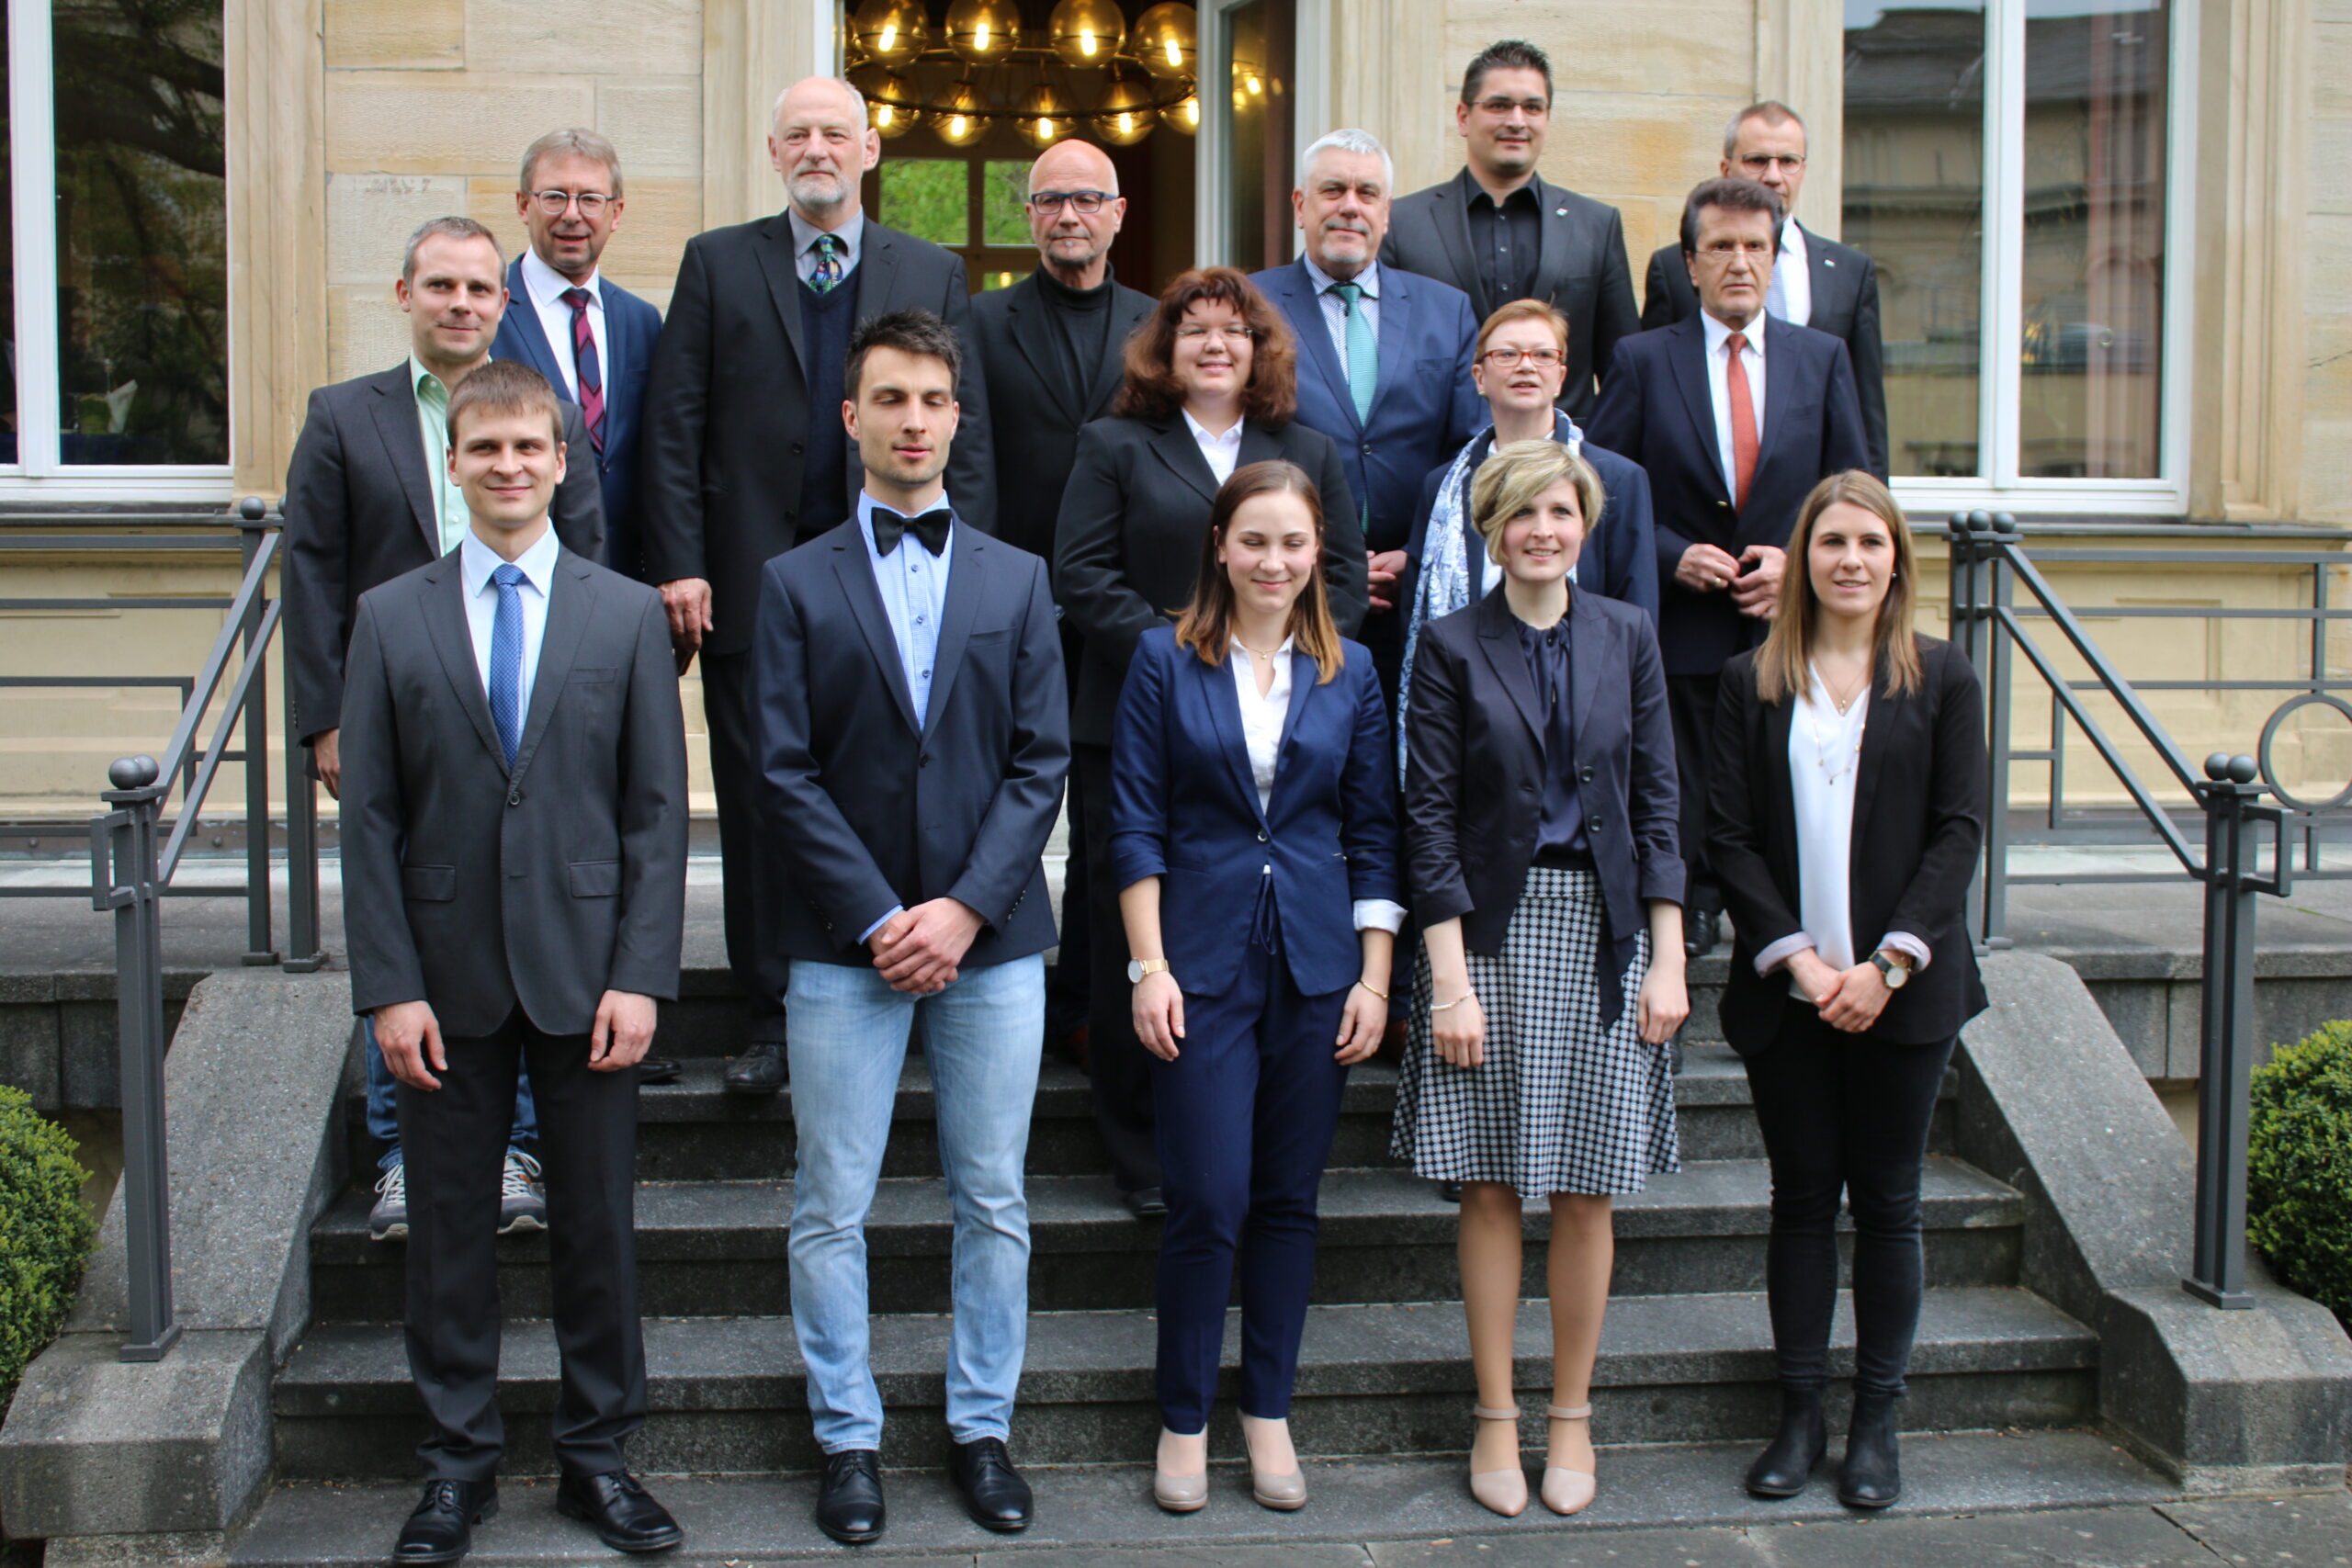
[1127,958,1171,985]
[1870,951,1912,989]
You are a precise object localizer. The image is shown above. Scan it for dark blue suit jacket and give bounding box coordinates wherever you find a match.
[751,517,1070,968]
[1110,626,1401,999]
[1586,314,1869,677]
[1250,261,1484,557]
[1407,417,1660,625]
[491,258,664,579]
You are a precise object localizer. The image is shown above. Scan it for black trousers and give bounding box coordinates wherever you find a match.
[397,1009,647,1479]
[1667,671,1721,908]
[1741,1010,1956,1397]
[700,648,790,1044]
[1076,742,1159,1193]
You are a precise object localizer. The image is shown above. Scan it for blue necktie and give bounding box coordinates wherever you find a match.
[489,563,526,767]
[1333,280,1376,422]
[810,233,843,294]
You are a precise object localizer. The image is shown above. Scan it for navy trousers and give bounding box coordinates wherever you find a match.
[1150,893,1351,1432]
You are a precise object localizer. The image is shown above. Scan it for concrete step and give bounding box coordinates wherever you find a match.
[226,1427,2174,1564]
[309,1156,2024,1324]
[270,1285,2096,1479]
[343,1045,1955,1185]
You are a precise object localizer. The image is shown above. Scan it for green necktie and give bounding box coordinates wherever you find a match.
[1333,280,1376,423]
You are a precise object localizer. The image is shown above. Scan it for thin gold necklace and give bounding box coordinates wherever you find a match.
[1235,635,1285,660]
[1817,660,1870,715]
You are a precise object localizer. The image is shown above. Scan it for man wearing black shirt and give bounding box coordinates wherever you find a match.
[1382,39,1641,419]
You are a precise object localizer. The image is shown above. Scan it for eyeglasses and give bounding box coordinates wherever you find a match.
[1695,240,1776,263]
[1473,96,1549,118]
[1028,189,1114,214]
[1736,152,1807,173]
[1480,346,1563,368]
[529,189,613,218]
[1174,323,1256,342]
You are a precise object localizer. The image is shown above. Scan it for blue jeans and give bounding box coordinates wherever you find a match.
[365,1014,538,1170]
[786,953,1045,1452]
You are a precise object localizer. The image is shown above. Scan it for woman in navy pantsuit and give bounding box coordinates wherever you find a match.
[1110,460,1403,1516]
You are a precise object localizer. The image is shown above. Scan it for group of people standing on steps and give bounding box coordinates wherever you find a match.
[280,33,1984,1567]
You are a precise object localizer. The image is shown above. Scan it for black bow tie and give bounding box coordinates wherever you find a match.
[871,506,952,558]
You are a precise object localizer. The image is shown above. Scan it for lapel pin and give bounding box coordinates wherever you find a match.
[1825,256,1838,267]
[1555,208,1567,217]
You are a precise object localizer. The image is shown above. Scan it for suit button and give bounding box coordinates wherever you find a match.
[1520,782,1536,795]
[920,752,933,767]
[1257,829,1269,843]
[1361,445,1374,456]
[507,791,522,807]
[1580,765,1596,784]
[1589,814,1604,832]
[792,441,805,455]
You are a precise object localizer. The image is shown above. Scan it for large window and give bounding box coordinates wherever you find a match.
[1845,0,2187,511]
[2,0,227,493]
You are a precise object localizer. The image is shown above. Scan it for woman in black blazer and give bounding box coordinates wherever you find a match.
[1055,266,1370,1213]
[1706,470,1987,1512]
[1394,440,1689,1519]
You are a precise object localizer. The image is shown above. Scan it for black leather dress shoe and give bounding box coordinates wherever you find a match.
[636,1055,682,1086]
[1838,1391,1903,1508]
[556,1469,684,1552]
[1684,903,1720,958]
[816,1449,886,1544]
[724,1042,786,1095]
[948,1436,1034,1532]
[1745,1387,1826,1498]
[395,1478,498,1564]
[1122,1186,1168,1219]
[1437,1180,1463,1202]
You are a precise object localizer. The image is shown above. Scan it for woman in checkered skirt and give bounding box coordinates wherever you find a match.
[1392,440,1690,1519]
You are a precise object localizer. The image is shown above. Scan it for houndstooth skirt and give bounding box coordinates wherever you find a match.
[1390,866,1679,1197]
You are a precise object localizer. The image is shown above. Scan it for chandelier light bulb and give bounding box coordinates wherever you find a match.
[1049,0,1126,66]
[1132,3,1199,80]
[850,0,927,66]
[946,0,1021,63]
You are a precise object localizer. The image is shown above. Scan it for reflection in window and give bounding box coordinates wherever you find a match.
[53,0,226,466]
[1223,0,1293,271]
[1843,2,1985,479]
[880,159,967,247]
[2018,0,2165,479]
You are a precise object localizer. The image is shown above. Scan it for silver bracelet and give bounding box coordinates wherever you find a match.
[1430,991,1474,1013]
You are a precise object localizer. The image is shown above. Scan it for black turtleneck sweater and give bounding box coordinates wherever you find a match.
[1035,266,1116,413]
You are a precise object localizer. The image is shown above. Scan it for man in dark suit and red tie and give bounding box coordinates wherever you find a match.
[1587,177,1870,957]
[491,129,666,580]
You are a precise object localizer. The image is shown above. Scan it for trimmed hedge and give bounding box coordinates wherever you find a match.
[2246,1021,2352,1324]
[0,1088,93,1407]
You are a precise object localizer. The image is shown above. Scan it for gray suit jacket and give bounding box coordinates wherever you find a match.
[280,363,605,744]
[338,546,687,1038]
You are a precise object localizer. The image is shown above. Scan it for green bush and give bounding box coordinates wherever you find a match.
[2246,1021,2352,1322]
[0,1088,94,1407]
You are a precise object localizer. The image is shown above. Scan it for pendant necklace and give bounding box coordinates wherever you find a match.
[1806,669,1864,785]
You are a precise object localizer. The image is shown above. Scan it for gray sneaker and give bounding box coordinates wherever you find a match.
[369,1159,409,1242]
[499,1149,547,1235]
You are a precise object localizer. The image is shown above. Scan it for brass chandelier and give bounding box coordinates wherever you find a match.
[846,0,1207,150]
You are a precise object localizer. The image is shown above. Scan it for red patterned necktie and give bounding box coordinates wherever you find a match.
[561,286,605,457]
[1726,331,1758,510]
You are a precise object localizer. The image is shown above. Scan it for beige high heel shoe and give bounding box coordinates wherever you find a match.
[1541,1403,1597,1516]
[1239,1416,1306,1511]
[1469,1404,1530,1517]
[1153,1427,1208,1513]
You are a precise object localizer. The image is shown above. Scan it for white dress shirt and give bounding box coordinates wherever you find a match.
[852,488,956,943]
[789,209,865,284]
[1765,220,1812,328]
[520,248,605,403]
[1227,636,1407,935]
[1183,409,1246,486]
[1299,254,1382,380]
[1702,310,1770,502]
[458,525,560,725]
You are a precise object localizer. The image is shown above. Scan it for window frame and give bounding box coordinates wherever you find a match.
[2,0,233,501]
[1196,0,1328,268]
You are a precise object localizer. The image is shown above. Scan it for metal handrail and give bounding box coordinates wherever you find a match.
[1946,511,2312,1311]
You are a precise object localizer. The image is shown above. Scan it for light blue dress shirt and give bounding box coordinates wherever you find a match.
[854,487,956,942]
[1301,254,1383,378]
[790,209,866,285]
[458,525,560,725]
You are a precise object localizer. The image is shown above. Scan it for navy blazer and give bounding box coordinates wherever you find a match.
[1404,588,1683,998]
[1585,315,1869,678]
[1110,626,1401,1000]
[1406,418,1660,625]
[1251,260,1484,556]
[490,259,664,579]
[751,518,1070,968]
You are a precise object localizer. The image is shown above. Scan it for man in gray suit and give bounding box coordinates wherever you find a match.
[340,360,687,1565]
[282,216,606,1244]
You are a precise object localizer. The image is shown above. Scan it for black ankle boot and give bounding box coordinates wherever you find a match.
[1744,1387,1826,1498]
[1838,1391,1902,1508]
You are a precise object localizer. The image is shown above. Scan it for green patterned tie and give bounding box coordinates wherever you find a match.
[1333,280,1376,422]
[810,232,843,294]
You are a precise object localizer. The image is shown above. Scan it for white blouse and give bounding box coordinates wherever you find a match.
[1228,637,1406,934]
[1184,409,1246,486]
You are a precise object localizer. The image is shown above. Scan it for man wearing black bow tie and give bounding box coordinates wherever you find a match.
[751,310,1069,1546]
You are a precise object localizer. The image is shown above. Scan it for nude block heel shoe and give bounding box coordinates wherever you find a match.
[1153,1428,1208,1513]
[1469,1404,1530,1517]
[1240,1417,1306,1511]
[1541,1403,1597,1516]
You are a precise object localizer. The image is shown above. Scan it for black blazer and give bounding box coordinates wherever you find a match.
[1706,637,1989,1055]
[1381,168,1641,420]
[1584,315,1870,678]
[966,269,1155,563]
[1052,413,1369,747]
[280,364,605,743]
[750,518,1069,967]
[639,213,994,659]
[1404,588,1683,963]
[338,548,688,1038]
[1640,228,1890,480]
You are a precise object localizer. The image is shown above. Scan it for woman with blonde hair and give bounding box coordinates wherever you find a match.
[1393,438,1689,1518]
[1707,469,1987,1510]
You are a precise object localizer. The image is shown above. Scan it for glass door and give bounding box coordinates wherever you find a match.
[1196,0,1322,270]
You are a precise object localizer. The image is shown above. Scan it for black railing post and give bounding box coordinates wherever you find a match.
[235,500,277,965]
[95,754,182,1360]
[284,693,325,974]
[1949,511,2017,949]
[2185,751,2270,1309]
